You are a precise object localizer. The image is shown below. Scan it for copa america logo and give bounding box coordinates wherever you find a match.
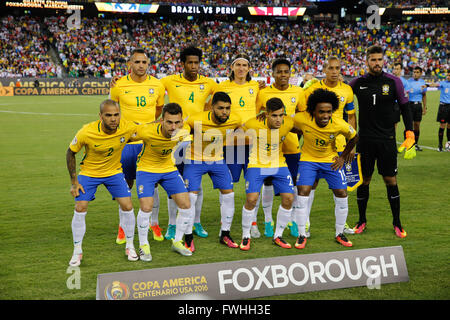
[104,281,130,300]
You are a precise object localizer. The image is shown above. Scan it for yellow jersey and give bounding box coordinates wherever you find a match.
[293,112,356,163]
[185,111,242,162]
[256,84,306,154]
[161,74,218,119]
[215,80,260,123]
[131,122,191,173]
[69,119,138,178]
[304,80,355,151]
[244,116,294,168]
[110,74,165,124]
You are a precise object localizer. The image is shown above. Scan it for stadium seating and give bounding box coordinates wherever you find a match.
[0,16,58,78]
[2,15,448,79]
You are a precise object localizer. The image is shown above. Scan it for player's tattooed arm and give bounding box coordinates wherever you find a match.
[66,148,85,197]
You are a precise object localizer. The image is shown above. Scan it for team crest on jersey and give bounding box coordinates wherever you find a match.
[345,163,352,171]
[120,137,125,143]
[149,88,154,95]
[291,97,296,103]
[340,96,345,102]
[199,84,205,91]
[249,89,254,95]
[329,134,335,140]
[382,84,390,95]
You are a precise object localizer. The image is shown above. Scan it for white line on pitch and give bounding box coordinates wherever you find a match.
[396,141,439,151]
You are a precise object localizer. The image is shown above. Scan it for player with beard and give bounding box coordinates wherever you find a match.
[349,45,415,238]
[182,92,242,252]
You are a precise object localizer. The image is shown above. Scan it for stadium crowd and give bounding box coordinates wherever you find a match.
[1,15,448,79]
[0,16,59,78]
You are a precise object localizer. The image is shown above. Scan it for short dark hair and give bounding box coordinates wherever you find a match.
[162,103,182,118]
[266,97,285,113]
[100,99,120,113]
[366,45,383,60]
[212,91,231,106]
[394,62,402,68]
[272,58,291,71]
[306,89,339,118]
[130,48,147,61]
[230,53,251,82]
[414,66,423,72]
[180,46,202,63]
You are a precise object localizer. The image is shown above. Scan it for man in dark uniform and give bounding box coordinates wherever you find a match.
[349,45,415,238]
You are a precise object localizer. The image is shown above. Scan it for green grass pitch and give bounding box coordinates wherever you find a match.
[0,91,448,300]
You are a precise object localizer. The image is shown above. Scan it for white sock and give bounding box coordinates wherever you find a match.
[291,195,298,224]
[262,184,274,223]
[274,205,292,238]
[167,198,178,225]
[185,193,198,235]
[121,208,135,248]
[194,185,203,224]
[151,186,159,226]
[252,194,261,224]
[306,189,315,225]
[118,205,124,228]
[220,192,235,231]
[137,209,151,246]
[242,206,254,238]
[295,195,309,237]
[175,207,194,242]
[72,210,86,254]
[334,195,348,236]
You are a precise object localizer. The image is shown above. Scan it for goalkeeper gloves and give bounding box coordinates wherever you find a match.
[398,130,416,160]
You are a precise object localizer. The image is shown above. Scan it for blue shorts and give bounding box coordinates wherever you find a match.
[245,167,295,194]
[183,161,233,192]
[297,161,347,190]
[173,141,190,176]
[121,144,143,181]
[284,153,301,185]
[223,145,250,183]
[75,173,131,202]
[136,170,186,198]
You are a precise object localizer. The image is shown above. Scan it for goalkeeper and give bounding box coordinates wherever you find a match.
[348,45,415,238]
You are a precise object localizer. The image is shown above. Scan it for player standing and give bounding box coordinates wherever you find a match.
[66,100,139,266]
[161,46,218,239]
[349,45,415,238]
[182,92,242,251]
[240,98,298,251]
[255,58,306,237]
[131,103,194,258]
[215,53,261,236]
[429,72,450,151]
[293,89,358,249]
[302,56,356,237]
[392,62,410,130]
[110,48,165,243]
[407,66,427,151]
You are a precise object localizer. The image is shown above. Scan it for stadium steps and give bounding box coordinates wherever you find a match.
[40,20,67,77]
